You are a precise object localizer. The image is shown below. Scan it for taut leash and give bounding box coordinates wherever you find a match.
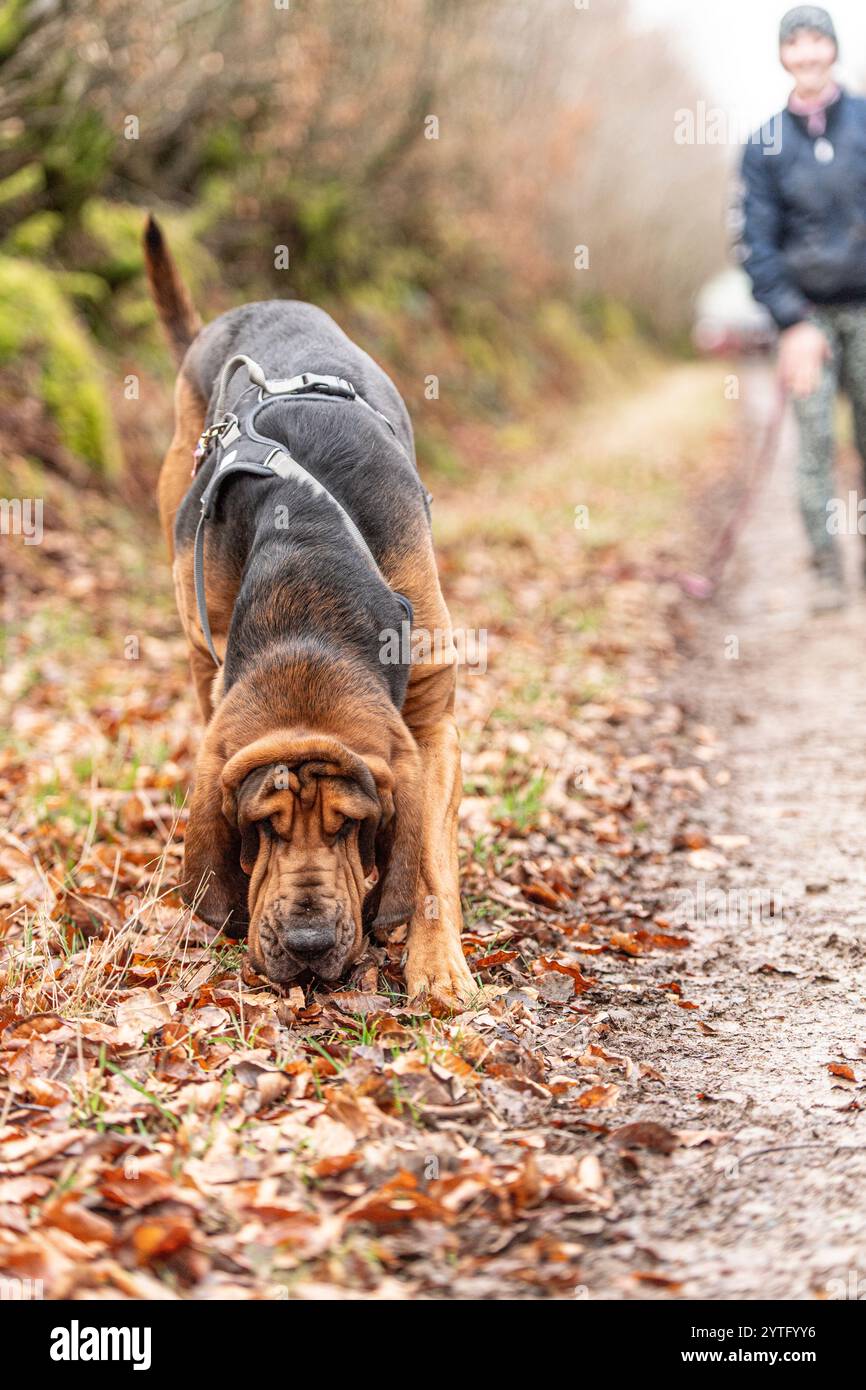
[678,379,788,600]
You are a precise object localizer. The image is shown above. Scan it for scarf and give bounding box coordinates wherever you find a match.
[788,80,841,137]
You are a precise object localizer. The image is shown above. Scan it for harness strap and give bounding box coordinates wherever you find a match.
[193,362,414,668]
[214,356,400,439]
[193,451,284,667]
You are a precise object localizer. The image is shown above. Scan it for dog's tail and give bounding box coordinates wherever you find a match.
[143,214,201,364]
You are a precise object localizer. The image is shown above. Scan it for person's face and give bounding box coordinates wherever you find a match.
[780,28,837,94]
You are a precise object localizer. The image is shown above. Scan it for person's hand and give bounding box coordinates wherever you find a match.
[777,321,830,399]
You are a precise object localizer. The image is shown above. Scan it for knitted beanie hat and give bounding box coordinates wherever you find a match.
[779,6,837,51]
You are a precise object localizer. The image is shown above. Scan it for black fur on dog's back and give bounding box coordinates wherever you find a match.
[174,300,432,711]
[184,299,415,455]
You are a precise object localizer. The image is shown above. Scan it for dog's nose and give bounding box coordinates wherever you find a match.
[282,920,337,959]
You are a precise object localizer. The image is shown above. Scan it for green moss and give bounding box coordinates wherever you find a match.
[70,199,220,376]
[0,0,29,59]
[599,299,637,343]
[42,110,114,221]
[201,121,247,175]
[82,199,217,291]
[56,271,110,309]
[296,181,349,242]
[80,201,145,285]
[577,294,639,345]
[2,210,61,256]
[0,162,43,206]
[0,255,121,475]
[458,331,500,379]
[535,299,601,366]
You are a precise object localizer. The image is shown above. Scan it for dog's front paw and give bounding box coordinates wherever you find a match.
[404,936,477,1014]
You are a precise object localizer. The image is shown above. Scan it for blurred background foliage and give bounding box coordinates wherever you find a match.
[0,0,726,485]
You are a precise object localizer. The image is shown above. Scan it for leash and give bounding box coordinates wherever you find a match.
[677,378,788,599]
[192,357,413,667]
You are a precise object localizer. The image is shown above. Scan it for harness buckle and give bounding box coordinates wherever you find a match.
[258,371,357,401]
[301,373,356,399]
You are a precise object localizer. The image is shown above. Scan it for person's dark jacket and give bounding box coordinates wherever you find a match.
[738,90,866,329]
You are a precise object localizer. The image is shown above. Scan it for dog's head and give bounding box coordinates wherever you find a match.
[225,735,391,982]
[183,727,421,984]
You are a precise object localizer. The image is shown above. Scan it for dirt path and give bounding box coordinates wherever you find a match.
[578,364,866,1301]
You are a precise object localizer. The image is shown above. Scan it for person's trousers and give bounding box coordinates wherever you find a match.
[790,302,866,563]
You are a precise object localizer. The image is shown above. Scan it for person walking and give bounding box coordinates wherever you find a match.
[739,6,866,611]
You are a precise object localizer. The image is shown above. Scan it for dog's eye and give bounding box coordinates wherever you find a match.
[335,818,357,842]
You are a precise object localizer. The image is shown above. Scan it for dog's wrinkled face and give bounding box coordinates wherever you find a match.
[183,724,421,987]
[224,749,389,984]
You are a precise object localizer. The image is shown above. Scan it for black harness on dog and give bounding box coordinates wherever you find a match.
[192,355,414,667]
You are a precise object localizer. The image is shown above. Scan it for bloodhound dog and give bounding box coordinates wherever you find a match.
[144,216,475,1009]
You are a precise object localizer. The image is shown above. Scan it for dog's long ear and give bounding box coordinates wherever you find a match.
[234,766,275,876]
[182,721,248,936]
[367,731,423,930]
[358,815,378,880]
[362,799,393,929]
